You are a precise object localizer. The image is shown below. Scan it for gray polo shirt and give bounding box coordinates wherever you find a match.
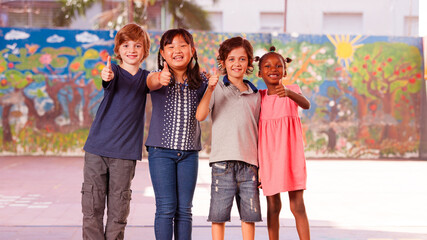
[208,76,261,167]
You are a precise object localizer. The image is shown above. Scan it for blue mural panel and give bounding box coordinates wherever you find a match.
[0,27,425,158]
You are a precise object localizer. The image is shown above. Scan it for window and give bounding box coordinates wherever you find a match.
[260,12,284,33]
[404,16,418,36]
[208,11,223,32]
[323,12,363,35]
[1,1,60,28]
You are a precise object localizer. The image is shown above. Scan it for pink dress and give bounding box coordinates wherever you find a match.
[258,84,307,196]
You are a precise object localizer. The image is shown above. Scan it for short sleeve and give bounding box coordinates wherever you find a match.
[209,89,215,111]
[287,84,302,94]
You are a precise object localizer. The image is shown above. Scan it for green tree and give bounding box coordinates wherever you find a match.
[349,42,423,142]
[269,39,338,90]
[314,86,356,152]
[54,0,214,30]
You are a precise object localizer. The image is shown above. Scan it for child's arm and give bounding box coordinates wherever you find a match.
[196,71,219,121]
[275,85,311,109]
[147,63,171,91]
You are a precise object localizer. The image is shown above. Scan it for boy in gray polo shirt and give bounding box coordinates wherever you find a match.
[196,36,262,240]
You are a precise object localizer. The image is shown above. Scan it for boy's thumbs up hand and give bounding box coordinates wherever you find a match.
[158,62,171,86]
[208,68,219,90]
[106,56,111,69]
[101,56,114,82]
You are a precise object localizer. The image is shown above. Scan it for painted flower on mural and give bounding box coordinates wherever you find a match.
[25,44,39,55]
[39,54,53,65]
[25,75,33,83]
[70,62,81,71]
[99,50,109,62]
[91,69,99,76]
[336,137,349,151]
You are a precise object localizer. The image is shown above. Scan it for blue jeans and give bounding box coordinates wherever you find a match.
[147,146,199,240]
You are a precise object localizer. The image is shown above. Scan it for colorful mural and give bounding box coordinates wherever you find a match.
[0,27,425,159]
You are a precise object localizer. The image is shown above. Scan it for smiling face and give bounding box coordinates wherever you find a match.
[160,35,194,72]
[258,54,286,87]
[118,40,145,67]
[222,47,249,81]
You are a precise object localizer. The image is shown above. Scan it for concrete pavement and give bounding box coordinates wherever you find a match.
[0,156,426,240]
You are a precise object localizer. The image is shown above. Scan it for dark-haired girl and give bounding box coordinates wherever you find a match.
[146,28,208,240]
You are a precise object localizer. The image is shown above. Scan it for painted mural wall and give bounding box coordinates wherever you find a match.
[0,27,425,159]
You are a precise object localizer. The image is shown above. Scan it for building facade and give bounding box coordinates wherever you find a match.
[0,0,420,36]
[199,0,419,36]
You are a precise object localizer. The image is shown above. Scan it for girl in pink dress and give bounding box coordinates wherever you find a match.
[256,47,311,240]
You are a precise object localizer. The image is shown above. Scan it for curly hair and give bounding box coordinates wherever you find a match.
[217,36,254,75]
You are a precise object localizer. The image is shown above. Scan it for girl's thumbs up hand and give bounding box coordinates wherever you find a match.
[158,62,171,86]
[275,79,289,98]
[208,69,219,90]
[101,56,114,81]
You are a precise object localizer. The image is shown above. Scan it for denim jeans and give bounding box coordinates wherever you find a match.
[208,161,262,223]
[147,146,199,240]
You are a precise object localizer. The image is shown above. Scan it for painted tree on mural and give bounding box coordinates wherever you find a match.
[313,84,356,153]
[349,42,422,156]
[9,46,77,132]
[0,47,50,149]
[0,45,106,152]
[0,48,14,146]
[67,47,105,128]
[270,40,337,88]
[264,39,347,153]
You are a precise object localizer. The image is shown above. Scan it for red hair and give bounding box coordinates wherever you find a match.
[113,23,151,63]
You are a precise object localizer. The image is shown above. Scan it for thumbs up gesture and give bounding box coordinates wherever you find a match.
[158,62,172,86]
[275,77,289,98]
[101,56,114,82]
[208,68,219,91]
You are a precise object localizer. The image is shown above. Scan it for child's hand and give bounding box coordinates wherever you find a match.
[158,62,171,86]
[275,84,288,97]
[275,84,290,98]
[203,71,211,79]
[101,56,114,82]
[208,69,219,90]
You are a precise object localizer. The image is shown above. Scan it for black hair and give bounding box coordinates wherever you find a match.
[157,28,202,89]
[254,46,292,70]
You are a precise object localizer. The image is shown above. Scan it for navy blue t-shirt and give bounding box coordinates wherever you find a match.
[145,74,208,151]
[84,63,149,160]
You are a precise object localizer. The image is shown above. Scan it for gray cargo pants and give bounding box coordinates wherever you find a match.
[81,152,137,240]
